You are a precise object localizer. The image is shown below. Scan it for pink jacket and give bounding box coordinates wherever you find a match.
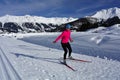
[54,30,72,43]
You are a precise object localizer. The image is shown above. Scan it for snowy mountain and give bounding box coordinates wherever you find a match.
[0,15,77,24]
[68,7,120,31]
[0,7,120,33]
[92,7,120,19]
[0,15,77,33]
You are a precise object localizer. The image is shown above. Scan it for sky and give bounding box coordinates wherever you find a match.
[0,0,120,18]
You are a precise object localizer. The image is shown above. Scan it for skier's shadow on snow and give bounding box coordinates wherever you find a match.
[11,52,61,64]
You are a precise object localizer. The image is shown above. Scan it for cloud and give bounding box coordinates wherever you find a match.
[2,0,11,4]
[75,0,117,17]
[0,0,119,17]
[76,1,105,13]
[0,0,64,16]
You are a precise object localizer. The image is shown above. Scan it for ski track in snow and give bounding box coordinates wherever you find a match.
[0,32,120,80]
[0,40,21,80]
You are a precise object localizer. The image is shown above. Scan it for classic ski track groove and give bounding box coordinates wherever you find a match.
[0,46,21,80]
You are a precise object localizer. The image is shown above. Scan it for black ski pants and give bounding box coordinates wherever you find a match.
[61,42,72,60]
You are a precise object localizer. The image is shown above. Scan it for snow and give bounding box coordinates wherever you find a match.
[0,7,120,80]
[92,7,120,19]
[88,24,120,35]
[0,24,120,80]
[0,15,77,25]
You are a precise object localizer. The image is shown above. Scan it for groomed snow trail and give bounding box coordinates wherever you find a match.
[0,38,21,80]
[0,33,120,80]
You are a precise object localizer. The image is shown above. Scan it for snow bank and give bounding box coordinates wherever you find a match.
[90,35,110,45]
[87,24,120,35]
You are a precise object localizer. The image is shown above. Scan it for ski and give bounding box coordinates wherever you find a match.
[67,58,91,63]
[60,61,76,71]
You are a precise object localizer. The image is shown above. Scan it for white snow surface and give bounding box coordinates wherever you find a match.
[0,15,77,24]
[0,25,120,80]
[88,24,120,35]
[92,7,120,19]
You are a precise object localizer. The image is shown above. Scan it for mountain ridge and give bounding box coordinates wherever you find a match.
[0,7,120,33]
[0,14,78,25]
[0,7,120,23]
[91,7,120,19]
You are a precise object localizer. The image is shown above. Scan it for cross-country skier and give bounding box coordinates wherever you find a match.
[53,24,73,64]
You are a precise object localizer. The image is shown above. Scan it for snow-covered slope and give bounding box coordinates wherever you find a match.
[88,24,120,35]
[0,15,77,24]
[92,7,120,19]
[0,24,120,80]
